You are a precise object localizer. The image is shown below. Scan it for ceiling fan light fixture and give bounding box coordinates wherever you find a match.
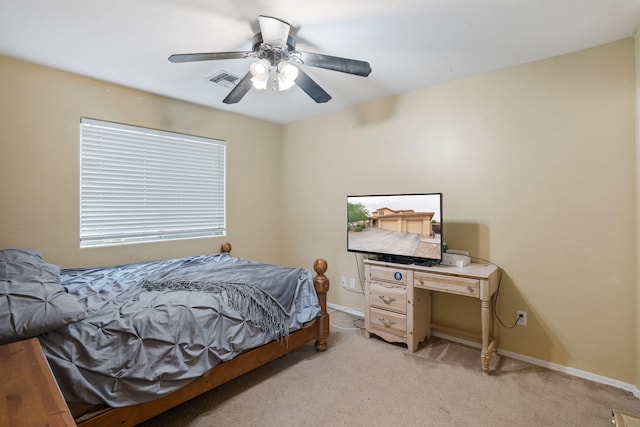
[250,58,271,90]
[250,58,270,77]
[251,76,268,90]
[276,61,299,91]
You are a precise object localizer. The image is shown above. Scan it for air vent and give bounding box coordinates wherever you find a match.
[207,70,240,88]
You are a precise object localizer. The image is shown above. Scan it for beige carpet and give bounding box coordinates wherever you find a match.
[140,310,640,426]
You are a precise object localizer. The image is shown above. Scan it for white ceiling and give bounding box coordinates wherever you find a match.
[1,0,639,124]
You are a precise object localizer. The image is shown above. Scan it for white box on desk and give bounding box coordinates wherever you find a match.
[441,252,471,267]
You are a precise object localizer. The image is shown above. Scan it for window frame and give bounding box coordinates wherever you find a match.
[79,117,226,248]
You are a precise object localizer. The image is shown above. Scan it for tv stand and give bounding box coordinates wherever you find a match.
[363,258,500,375]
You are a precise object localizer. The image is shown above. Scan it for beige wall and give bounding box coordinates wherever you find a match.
[635,33,640,392]
[282,38,637,383]
[0,55,283,267]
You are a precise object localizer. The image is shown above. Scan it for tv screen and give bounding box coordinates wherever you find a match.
[347,193,443,265]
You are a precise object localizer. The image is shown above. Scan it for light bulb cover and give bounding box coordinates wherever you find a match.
[276,61,299,91]
[250,59,271,90]
[250,76,268,90]
[250,59,271,78]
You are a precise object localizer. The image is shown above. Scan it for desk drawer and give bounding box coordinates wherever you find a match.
[369,265,407,285]
[414,272,479,297]
[369,307,406,338]
[369,282,406,314]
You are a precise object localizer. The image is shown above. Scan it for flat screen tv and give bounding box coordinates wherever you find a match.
[347,193,443,265]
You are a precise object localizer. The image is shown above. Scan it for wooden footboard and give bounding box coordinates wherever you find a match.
[76,245,330,427]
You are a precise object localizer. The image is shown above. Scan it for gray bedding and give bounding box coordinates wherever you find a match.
[37,253,321,407]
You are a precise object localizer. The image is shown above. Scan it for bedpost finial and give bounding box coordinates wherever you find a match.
[220,243,232,254]
[313,258,327,276]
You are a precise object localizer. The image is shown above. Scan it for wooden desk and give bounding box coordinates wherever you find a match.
[364,259,500,375]
[0,337,75,426]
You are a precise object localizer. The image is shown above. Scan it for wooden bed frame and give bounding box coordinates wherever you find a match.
[74,243,330,427]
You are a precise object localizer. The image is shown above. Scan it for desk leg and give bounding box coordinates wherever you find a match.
[480,299,491,375]
[492,294,499,355]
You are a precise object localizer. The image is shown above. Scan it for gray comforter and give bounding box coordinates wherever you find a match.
[38,253,320,407]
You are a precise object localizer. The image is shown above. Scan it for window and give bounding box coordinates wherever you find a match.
[80,118,225,247]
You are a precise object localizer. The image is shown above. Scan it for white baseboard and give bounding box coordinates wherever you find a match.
[436,332,640,397]
[327,302,639,398]
[328,302,364,319]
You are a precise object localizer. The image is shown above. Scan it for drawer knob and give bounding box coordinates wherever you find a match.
[378,295,396,305]
[378,317,396,328]
[467,286,474,293]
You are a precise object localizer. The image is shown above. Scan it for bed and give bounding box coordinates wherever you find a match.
[0,243,330,426]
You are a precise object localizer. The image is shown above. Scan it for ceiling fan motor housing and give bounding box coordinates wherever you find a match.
[252,33,297,66]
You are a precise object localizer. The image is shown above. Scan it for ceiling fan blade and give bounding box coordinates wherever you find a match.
[169,51,251,63]
[222,71,254,104]
[294,69,331,103]
[258,15,290,46]
[298,51,371,77]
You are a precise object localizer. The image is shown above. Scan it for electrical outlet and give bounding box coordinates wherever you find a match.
[340,276,346,288]
[516,310,527,326]
[349,278,356,289]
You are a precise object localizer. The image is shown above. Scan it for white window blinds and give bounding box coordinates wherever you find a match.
[80,118,226,247]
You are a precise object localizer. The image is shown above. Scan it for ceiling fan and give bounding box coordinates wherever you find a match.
[168,15,372,105]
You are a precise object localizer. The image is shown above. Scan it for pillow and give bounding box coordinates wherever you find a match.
[0,248,87,345]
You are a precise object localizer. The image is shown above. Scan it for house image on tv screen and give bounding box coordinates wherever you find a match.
[369,207,435,237]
